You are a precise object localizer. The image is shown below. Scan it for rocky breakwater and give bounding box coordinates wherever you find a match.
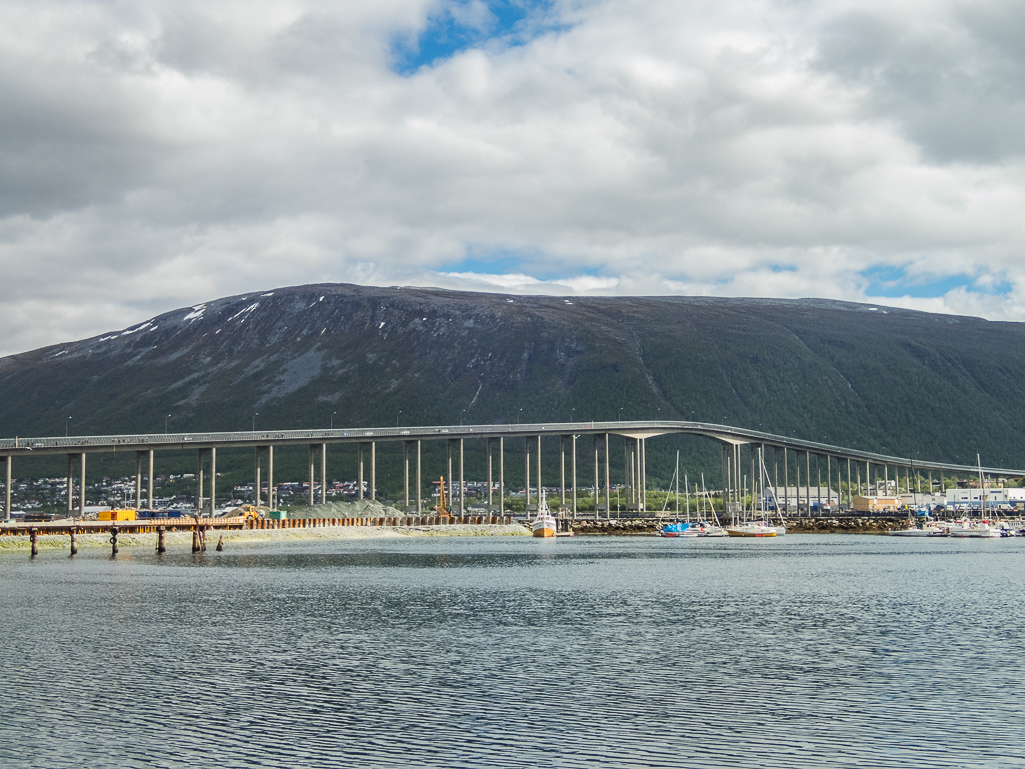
[571,519,660,535]
[785,517,893,534]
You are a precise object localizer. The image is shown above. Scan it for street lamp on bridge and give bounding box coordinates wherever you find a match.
[165,414,171,434]
[331,411,337,429]
[252,412,258,432]
[65,416,72,437]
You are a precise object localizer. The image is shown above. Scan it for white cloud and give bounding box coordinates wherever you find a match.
[2,0,1025,356]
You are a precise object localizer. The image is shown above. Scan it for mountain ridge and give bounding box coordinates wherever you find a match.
[1,283,1023,478]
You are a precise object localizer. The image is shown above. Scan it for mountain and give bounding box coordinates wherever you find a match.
[2,283,1024,486]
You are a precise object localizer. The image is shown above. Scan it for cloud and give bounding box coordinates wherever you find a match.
[2,0,1025,356]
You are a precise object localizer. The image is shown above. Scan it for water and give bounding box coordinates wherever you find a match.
[2,534,1024,768]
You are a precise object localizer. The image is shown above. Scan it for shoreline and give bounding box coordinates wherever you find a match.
[0,523,532,552]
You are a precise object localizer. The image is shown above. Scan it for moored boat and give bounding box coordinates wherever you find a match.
[726,521,781,537]
[531,491,557,538]
[944,519,1002,538]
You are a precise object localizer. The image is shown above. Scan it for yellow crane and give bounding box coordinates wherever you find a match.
[435,476,451,518]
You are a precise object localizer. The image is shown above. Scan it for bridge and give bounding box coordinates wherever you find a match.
[2,420,1022,520]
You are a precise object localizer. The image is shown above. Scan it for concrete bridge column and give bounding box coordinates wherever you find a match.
[265,445,271,509]
[210,447,217,515]
[404,441,411,509]
[624,439,634,510]
[826,455,832,507]
[4,455,11,521]
[135,451,144,510]
[446,440,454,506]
[536,435,542,508]
[524,440,531,512]
[783,449,789,514]
[486,439,492,508]
[147,450,154,509]
[803,455,811,514]
[79,453,86,515]
[416,440,422,513]
[721,446,728,515]
[498,436,504,515]
[640,438,647,513]
[598,434,606,524]
[458,439,463,514]
[560,436,566,511]
[571,434,577,519]
[792,450,799,512]
[734,444,742,518]
[253,448,261,507]
[66,454,74,515]
[594,436,600,518]
[308,445,315,506]
[358,443,365,500]
[321,443,328,505]
[197,450,205,515]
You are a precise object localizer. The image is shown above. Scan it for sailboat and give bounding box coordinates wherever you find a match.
[531,489,558,538]
[726,448,786,537]
[660,469,728,538]
[946,456,1002,538]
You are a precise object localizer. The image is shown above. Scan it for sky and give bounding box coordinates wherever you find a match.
[2,0,1024,356]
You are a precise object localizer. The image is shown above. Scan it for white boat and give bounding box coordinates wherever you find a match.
[726,521,782,538]
[943,458,1004,538]
[888,524,947,537]
[725,448,787,537]
[888,516,947,537]
[531,491,557,538]
[944,520,1002,538]
[659,520,728,538]
[656,456,729,538]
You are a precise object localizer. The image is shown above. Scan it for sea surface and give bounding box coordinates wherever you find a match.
[1,534,1024,768]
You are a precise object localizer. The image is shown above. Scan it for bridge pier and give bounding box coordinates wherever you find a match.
[197,450,205,515]
[598,436,606,520]
[559,435,570,514]
[404,440,411,510]
[135,451,144,510]
[79,453,86,515]
[148,449,154,509]
[66,454,73,516]
[308,444,315,506]
[3,455,10,520]
[358,443,365,500]
[498,436,504,515]
[536,435,542,510]
[321,443,328,504]
[3,454,10,521]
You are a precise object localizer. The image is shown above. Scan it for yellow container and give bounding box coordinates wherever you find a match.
[98,509,137,521]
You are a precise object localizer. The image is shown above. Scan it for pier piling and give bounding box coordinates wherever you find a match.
[216,535,224,552]
[109,526,119,556]
[30,527,38,558]
[157,526,166,554]
[70,527,78,556]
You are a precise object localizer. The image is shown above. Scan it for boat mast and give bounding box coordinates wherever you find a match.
[978,454,985,520]
[684,473,690,523]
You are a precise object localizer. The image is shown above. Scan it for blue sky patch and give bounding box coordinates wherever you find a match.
[393,0,559,75]
[443,248,601,281]
[862,265,1010,298]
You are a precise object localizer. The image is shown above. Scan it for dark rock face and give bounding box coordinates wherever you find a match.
[2,282,1025,467]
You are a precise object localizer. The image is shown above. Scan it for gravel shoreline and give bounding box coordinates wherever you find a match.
[0,523,532,552]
